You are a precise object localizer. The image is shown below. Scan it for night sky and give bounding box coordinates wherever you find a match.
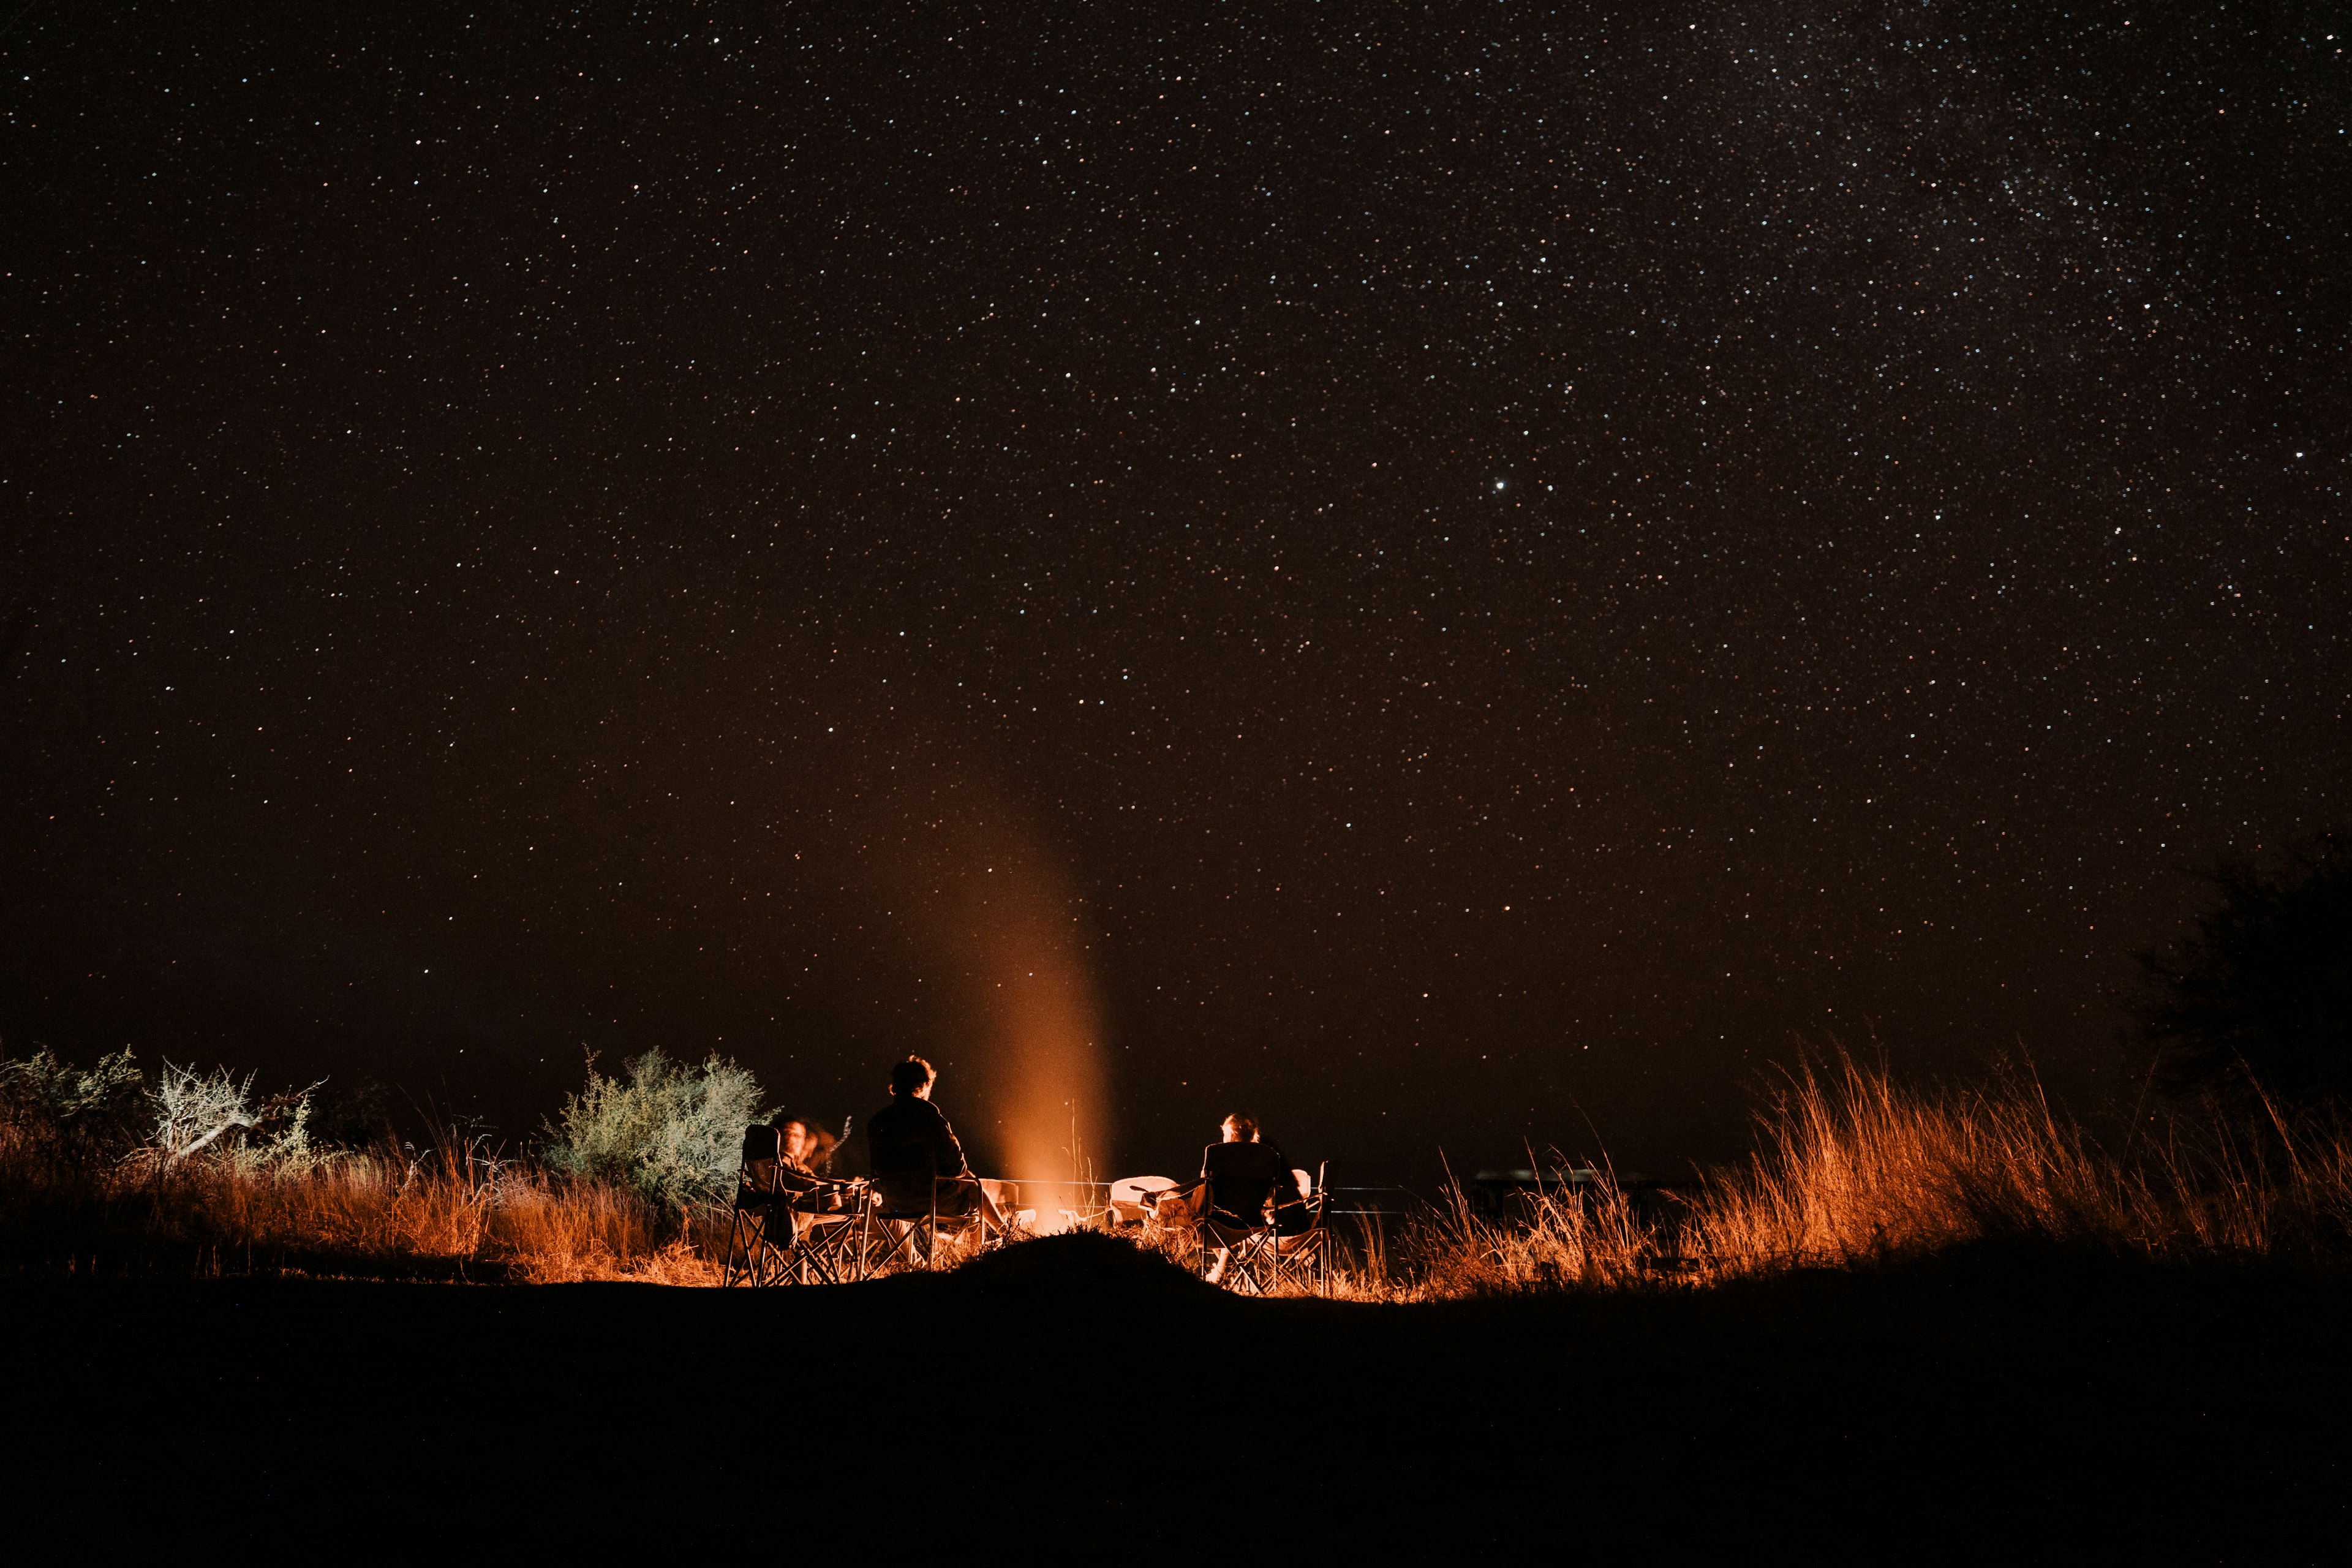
[6,2,2346,1184]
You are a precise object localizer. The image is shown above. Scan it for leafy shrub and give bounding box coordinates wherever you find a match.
[0,1043,734,1280]
[541,1049,763,1210]
[0,1046,149,1175]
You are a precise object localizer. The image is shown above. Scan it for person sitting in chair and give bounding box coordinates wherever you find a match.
[734,1113,845,1244]
[767,1114,818,1186]
[767,1114,851,1227]
[864,1056,1007,1240]
[780,1115,839,1178]
[1197,1113,1291,1283]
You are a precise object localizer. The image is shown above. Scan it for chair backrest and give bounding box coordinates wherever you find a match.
[739,1123,783,1193]
[1208,1182,1275,1230]
[1204,1140,1302,1228]
[870,1136,946,1217]
[1274,1162,1330,1239]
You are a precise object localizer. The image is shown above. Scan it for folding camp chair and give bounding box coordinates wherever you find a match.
[783,1178,866,1284]
[1267,1162,1333,1295]
[1194,1163,1290,1294]
[1202,1211,1278,1293]
[723,1123,791,1287]
[861,1155,1008,1272]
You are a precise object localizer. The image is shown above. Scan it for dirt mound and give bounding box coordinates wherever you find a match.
[939,1229,1215,1295]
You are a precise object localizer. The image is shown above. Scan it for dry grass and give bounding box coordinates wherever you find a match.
[1370,1054,2352,1300]
[1335,1170,1649,1301]
[0,1129,726,1283]
[10,1052,2350,1291]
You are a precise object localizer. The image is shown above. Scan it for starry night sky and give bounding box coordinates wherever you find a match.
[6,1,2347,1182]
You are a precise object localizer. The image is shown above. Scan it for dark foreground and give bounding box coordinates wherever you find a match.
[6,1236,2345,1558]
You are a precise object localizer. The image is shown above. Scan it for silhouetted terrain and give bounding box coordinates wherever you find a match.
[8,1235,2344,1556]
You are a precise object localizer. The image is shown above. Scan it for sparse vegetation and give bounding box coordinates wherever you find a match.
[5,1041,2350,1290]
[1378,1053,2352,1300]
[0,1045,744,1283]
[540,1047,763,1210]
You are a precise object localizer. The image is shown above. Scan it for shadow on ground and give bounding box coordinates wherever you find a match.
[7,1232,2345,1556]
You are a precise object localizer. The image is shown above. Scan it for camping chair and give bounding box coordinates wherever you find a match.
[723,1123,791,1287]
[1267,1162,1333,1296]
[1197,1167,1285,1295]
[861,1153,1007,1272]
[783,1178,866,1284]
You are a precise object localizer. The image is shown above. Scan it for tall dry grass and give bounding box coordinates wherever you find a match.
[1362,1171,1653,1300]
[0,1044,753,1282]
[12,1051,2350,1291]
[1376,1054,2352,1299]
[0,1129,728,1283]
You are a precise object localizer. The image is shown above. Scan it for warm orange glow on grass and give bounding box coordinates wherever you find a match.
[12,1049,2352,1288]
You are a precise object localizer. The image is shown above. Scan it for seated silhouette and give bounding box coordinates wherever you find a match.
[864,1056,1005,1233]
[1195,1112,1293,1284]
[1200,1112,1291,1227]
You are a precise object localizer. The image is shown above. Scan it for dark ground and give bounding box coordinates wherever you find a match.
[6,1235,2344,1558]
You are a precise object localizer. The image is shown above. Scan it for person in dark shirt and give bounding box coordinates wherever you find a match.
[864,1056,1006,1239]
[1198,1113,1295,1283]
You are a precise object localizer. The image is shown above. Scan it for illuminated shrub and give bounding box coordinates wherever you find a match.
[0,1047,148,1175]
[541,1049,763,1210]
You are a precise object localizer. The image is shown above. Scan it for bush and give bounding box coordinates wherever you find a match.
[2135,834,2352,1115]
[0,1042,741,1281]
[147,1059,322,1174]
[541,1049,763,1210]
[0,1046,148,1175]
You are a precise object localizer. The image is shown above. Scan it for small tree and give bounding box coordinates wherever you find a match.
[543,1049,763,1209]
[152,1060,263,1168]
[2133,835,2352,1114]
[145,1060,323,1172]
